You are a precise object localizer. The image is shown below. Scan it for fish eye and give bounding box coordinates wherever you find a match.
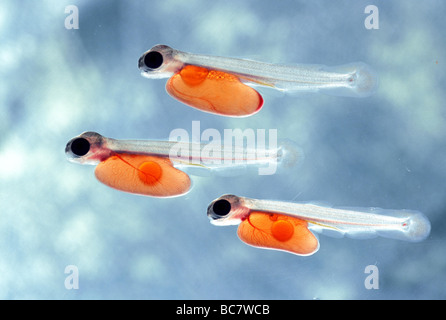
[212,199,232,217]
[144,51,163,69]
[70,138,90,157]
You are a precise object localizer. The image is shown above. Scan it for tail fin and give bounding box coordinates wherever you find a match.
[324,62,378,98]
[276,139,305,170]
[375,209,431,242]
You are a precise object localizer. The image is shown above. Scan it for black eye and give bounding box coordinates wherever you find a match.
[144,51,163,69]
[70,138,90,157]
[212,199,232,216]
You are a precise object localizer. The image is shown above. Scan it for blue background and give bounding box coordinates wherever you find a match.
[0,0,445,299]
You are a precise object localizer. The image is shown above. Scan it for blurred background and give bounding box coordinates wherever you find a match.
[0,0,445,299]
